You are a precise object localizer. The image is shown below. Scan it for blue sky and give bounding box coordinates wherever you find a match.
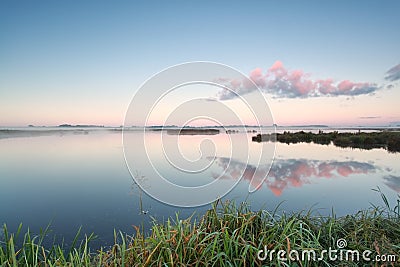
[1,1,399,126]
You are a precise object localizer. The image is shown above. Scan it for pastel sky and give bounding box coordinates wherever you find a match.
[1,1,399,127]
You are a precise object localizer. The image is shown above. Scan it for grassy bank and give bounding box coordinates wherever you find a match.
[1,191,399,266]
[252,130,400,153]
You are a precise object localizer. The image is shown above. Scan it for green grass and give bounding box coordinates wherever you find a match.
[252,130,400,153]
[1,189,399,266]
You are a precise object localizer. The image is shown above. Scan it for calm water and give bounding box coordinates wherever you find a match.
[1,129,399,247]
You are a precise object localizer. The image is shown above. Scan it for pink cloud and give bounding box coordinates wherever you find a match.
[336,80,370,94]
[316,78,335,94]
[216,61,379,99]
[229,79,242,90]
[248,68,266,88]
[338,80,354,92]
[269,60,285,72]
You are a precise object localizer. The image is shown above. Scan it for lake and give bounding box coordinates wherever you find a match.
[0,128,399,248]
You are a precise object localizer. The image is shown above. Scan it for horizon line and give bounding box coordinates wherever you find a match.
[1,123,400,129]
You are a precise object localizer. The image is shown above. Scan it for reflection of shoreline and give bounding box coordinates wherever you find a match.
[0,129,93,139]
[0,127,223,139]
[213,157,376,196]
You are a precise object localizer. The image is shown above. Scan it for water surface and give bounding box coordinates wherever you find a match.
[0,129,399,247]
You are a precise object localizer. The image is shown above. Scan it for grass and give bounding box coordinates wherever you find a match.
[252,130,400,153]
[1,189,399,266]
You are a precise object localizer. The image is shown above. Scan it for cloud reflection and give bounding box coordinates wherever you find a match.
[213,158,376,196]
[383,175,400,193]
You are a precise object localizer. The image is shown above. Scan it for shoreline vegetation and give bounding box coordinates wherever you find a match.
[166,129,220,135]
[1,190,399,266]
[252,130,400,153]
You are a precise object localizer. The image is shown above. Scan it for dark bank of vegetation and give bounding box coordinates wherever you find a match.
[1,189,400,266]
[166,128,220,135]
[252,130,400,152]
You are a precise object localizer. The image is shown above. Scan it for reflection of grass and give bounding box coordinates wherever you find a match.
[130,171,149,215]
[253,130,400,152]
[1,192,399,266]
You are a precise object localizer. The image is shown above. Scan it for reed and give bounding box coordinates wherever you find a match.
[1,189,399,266]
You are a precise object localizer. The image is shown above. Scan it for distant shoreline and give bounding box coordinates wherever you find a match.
[166,128,220,135]
[1,126,399,140]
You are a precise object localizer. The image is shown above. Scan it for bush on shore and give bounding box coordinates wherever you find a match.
[252,131,400,153]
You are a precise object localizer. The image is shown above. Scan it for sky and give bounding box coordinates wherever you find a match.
[1,0,399,127]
